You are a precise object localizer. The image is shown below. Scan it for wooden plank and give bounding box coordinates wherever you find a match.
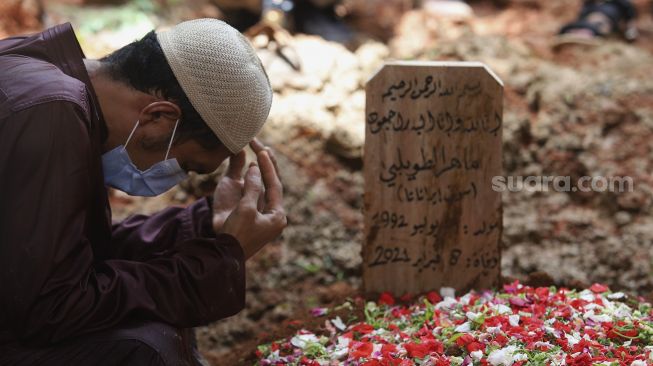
[363,61,503,296]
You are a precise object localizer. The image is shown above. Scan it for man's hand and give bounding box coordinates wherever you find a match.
[215,142,286,259]
[249,138,281,175]
[212,151,246,233]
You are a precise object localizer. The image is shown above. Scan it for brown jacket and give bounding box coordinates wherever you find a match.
[0,24,245,346]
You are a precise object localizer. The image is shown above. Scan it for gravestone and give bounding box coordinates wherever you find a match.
[363,61,503,295]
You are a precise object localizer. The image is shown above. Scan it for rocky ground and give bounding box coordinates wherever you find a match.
[4,0,653,364]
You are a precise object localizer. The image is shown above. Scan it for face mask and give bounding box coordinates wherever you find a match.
[102,119,188,197]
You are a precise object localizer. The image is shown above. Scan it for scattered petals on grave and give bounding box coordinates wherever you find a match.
[256,282,653,365]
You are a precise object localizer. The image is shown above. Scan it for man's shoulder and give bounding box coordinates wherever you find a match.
[0,54,90,119]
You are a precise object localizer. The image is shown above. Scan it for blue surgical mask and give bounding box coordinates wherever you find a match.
[102,119,188,197]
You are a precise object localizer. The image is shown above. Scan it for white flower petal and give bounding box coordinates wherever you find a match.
[331,347,348,360]
[290,334,319,349]
[336,336,350,348]
[466,311,482,321]
[583,310,612,323]
[565,333,581,346]
[487,345,518,366]
[471,350,483,360]
[487,326,502,334]
[608,292,625,299]
[533,341,553,349]
[496,304,512,315]
[508,314,520,327]
[514,353,528,362]
[579,290,595,301]
[460,293,473,304]
[436,297,459,310]
[455,321,471,332]
[331,316,346,331]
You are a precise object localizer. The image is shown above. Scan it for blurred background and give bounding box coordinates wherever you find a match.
[2,0,653,363]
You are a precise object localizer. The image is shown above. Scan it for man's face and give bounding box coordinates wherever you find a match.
[110,100,233,176]
[127,135,232,175]
[171,139,233,175]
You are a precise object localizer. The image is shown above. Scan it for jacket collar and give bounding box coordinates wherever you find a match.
[43,23,108,142]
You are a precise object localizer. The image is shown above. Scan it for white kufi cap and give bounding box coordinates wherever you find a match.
[157,19,272,153]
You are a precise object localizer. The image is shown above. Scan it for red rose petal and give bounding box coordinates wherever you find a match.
[381,343,397,357]
[455,334,475,346]
[379,292,396,306]
[426,291,442,304]
[352,323,375,334]
[467,341,484,353]
[590,283,609,293]
[404,342,430,358]
[350,341,374,359]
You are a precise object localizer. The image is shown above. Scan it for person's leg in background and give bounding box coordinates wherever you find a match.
[292,0,353,43]
[558,0,638,44]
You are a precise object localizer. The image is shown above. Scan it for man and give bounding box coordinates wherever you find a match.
[0,18,286,365]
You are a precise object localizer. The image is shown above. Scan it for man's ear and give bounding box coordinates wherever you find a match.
[138,101,182,126]
[136,101,182,150]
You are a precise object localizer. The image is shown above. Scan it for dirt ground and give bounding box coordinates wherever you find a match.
[205,2,653,363]
[3,0,653,364]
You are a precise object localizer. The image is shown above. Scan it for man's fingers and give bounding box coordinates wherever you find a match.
[242,163,263,210]
[257,150,283,211]
[250,139,280,176]
[249,138,265,154]
[226,151,246,179]
[266,148,280,176]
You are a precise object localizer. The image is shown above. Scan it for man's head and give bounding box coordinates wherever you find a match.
[95,19,272,175]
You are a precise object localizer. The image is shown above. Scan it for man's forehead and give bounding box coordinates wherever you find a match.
[178,141,230,174]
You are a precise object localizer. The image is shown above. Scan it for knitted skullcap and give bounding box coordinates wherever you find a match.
[157,19,272,153]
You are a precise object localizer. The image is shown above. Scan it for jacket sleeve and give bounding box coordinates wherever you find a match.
[0,101,245,345]
[108,197,219,261]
